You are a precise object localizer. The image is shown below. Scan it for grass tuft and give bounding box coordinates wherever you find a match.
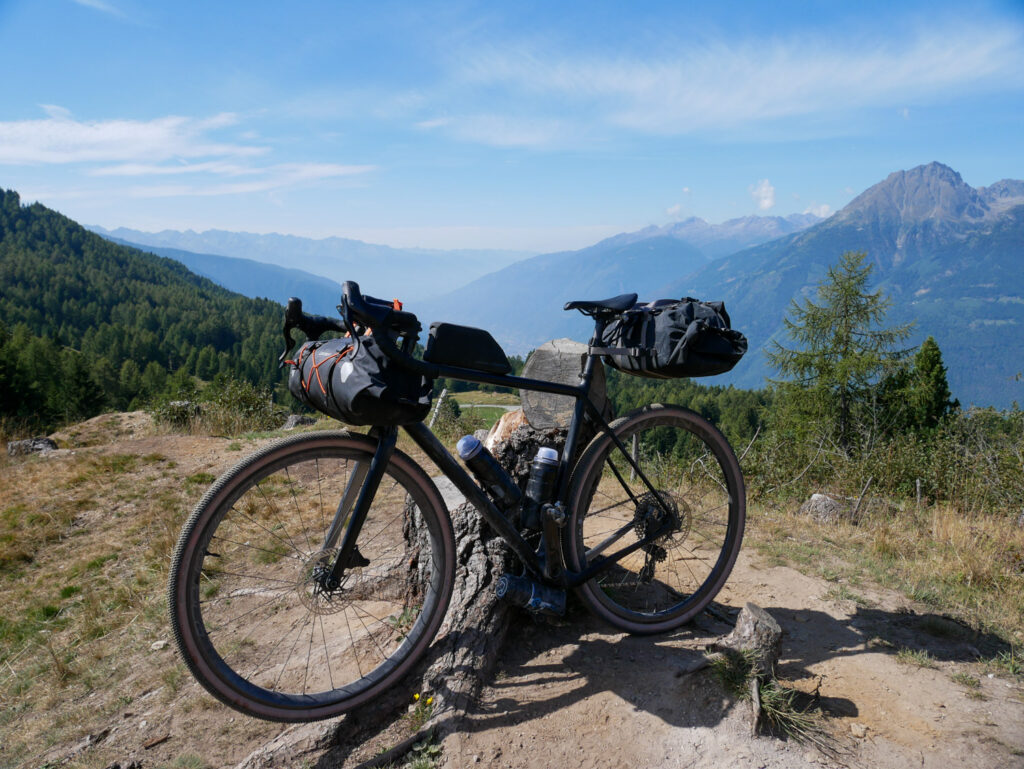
[707,648,839,754]
[895,647,938,669]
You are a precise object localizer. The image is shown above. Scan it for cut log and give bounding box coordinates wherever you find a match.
[520,338,610,430]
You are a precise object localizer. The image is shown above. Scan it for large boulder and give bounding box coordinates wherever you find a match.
[7,437,58,456]
[798,493,851,524]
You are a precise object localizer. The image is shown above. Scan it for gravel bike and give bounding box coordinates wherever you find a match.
[168,282,745,722]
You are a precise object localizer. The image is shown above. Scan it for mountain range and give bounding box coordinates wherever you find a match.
[416,162,1024,407]
[87,226,534,304]
[665,163,1024,407]
[23,160,1024,409]
[102,237,349,319]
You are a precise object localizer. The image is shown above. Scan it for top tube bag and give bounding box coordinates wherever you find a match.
[287,334,433,426]
[594,298,747,379]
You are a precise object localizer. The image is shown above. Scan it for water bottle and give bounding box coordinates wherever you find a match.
[456,435,522,513]
[521,447,559,530]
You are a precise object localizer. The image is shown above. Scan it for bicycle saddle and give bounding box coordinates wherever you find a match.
[564,293,638,314]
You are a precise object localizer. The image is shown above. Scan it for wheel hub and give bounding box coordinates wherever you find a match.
[296,549,350,615]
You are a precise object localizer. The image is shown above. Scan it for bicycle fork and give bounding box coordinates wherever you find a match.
[319,426,399,591]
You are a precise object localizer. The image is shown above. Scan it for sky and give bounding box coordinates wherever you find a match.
[1,0,1023,253]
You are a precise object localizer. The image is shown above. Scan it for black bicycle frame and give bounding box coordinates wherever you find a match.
[328,319,675,591]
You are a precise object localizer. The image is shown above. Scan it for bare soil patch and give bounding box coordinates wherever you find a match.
[1,415,1021,769]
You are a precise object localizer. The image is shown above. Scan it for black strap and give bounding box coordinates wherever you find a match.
[589,345,647,357]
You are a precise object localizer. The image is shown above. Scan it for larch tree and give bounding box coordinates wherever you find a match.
[767,251,912,453]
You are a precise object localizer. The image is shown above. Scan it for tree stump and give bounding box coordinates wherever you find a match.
[520,338,610,430]
[714,602,783,678]
[710,602,783,736]
[266,344,609,765]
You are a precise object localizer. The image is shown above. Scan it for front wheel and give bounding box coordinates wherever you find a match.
[168,431,455,722]
[567,404,745,634]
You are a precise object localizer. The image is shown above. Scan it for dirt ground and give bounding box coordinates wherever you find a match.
[437,554,1024,769]
[4,415,1023,769]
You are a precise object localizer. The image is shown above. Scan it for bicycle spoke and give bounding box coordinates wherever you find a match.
[569,408,744,631]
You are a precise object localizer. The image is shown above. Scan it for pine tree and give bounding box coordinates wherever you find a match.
[907,336,959,429]
[767,251,912,452]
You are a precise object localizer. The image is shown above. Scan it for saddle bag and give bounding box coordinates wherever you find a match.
[594,298,747,379]
[288,335,433,426]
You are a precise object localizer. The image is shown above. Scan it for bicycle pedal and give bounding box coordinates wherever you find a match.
[495,573,566,617]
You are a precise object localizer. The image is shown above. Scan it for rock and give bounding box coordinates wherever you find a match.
[850,722,868,738]
[715,602,783,677]
[485,409,530,451]
[150,640,168,651]
[281,413,316,430]
[7,437,58,456]
[799,493,851,524]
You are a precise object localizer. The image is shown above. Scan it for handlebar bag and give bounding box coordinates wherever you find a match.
[594,298,747,379]
[288,335,433,425]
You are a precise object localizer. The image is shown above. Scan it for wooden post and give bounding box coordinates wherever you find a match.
[428,387,448,429]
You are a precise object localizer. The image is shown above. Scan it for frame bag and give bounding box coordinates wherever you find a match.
[596,298,747,379]
[288,335,433,425]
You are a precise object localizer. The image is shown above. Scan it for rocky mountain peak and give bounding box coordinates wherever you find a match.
[837,161,990,226]
[979,179,1024,214]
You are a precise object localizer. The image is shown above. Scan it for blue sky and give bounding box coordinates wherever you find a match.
[1,0,1023,252]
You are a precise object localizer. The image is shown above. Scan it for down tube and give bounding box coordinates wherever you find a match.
[401,421,544,577]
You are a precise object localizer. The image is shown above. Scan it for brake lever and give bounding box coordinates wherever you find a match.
[278,327,296,369]
[278,297,304,368]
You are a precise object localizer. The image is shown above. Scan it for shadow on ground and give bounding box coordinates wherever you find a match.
[313,599,1013,767]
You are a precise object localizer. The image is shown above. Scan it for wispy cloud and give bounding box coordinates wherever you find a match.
[122,163,375,198]
[804,203,832,218]
[417,114,567,148]
[429,19,1024,145]
[70,0,125,19]
[0,110,263,164]
[2,108,374,198]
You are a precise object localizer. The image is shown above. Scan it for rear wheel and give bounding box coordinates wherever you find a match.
[567,405,745,634]
[168,431,455,722]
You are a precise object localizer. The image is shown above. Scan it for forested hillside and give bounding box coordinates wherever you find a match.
[0,190,286,428]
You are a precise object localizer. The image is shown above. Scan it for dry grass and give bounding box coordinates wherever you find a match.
[749,501,1024,646]
[0,417,443,766]
[0,428,288,766]
[450,391,520,406]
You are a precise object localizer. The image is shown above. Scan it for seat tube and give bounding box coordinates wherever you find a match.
[327,426,398,585]
[558,317,609,499]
